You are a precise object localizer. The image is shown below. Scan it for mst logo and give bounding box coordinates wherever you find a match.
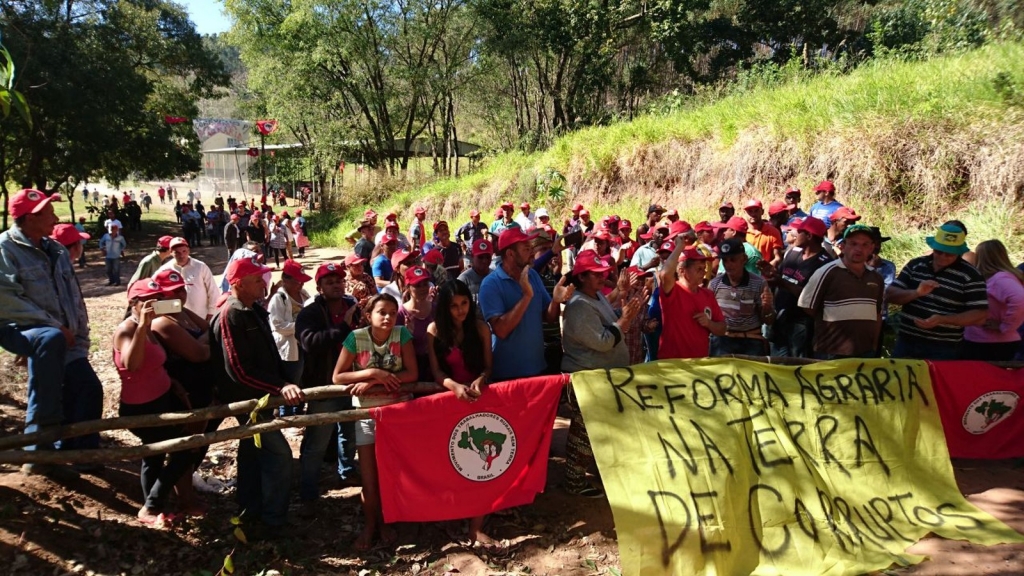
[962,391,1019,435]
[449,412,517,482]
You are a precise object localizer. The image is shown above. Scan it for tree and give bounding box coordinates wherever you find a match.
[0,0,228,224]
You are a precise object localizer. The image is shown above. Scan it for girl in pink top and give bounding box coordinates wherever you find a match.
[963,240,1024,361]
[113,280,201,527]
[426,280,498,550]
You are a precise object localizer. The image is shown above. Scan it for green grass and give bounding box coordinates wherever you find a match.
[317,41,1024,267]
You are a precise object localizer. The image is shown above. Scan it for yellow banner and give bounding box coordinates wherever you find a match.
[572,359,1023,576]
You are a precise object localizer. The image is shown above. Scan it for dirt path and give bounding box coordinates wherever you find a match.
[0,199,1023,575]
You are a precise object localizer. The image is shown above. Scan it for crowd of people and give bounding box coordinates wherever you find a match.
[2,180,1023,549]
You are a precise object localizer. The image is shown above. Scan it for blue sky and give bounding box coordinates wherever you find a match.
[180,0,232,35]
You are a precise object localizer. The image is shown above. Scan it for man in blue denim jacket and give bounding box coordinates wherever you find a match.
[0,189,103,474]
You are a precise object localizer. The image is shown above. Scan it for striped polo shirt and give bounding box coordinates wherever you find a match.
[709,271,767,332]
[797,258,883,356]
[891,255,988,343]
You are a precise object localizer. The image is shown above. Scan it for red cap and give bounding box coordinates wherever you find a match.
[832,206,861,222]
[814,180,836,193]
[469,209,480,217]
[784,186,801,196]
[494,208,504,218]
[619,219,632,230]
[768,201,790,216]
[391,248,419,270]
[50,224,89,247]
[590,229,613,241]
[795,216,827,238]
[433,220,449,232]
[501,201,514,210]
[282,259,313,283]
[725,216,749,234]
[127,279,165,301]
[422,249,444,265]
[579,209,591,217]
[153,269,190,292]
[665,220,693,239]
[572,203,585,211]
[571,250,612,276]
[665,209,678,218]
[625,265,653,278]
[344,254,367,267]
[694,221,714,233]
[226,256,273,284]
[719,201,734,209]
[680,248,709,261]
[169,237,189,249]
[315,262,346,283]
[382,231,399,244]
[364,209,378,218]
[414,206,427,215]
[405,265,431,286]
[384,212,397,221]
[384,219,399,230]
[472,238,494,255]
[658,241,674,253]
[9,189,60,219]
[744,199,763,211]
[520,202,530,210]
[230,213,240,221]
[497,227,538,251]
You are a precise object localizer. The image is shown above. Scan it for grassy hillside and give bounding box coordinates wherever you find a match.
[317,42,1024,266]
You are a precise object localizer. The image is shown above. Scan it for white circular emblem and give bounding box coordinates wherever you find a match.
[721,243,732,254]
[414,268,424,276]
[703,306,712,319]
[478,242,487,251]
[169,273,181,282]
[449,412,517,482]
[27,191,40,201]
[327,264,336,271]
[962,391,1019,435]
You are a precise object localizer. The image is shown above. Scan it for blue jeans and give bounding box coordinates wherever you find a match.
[710,335,766,357]
[105,257,121,284]
[893,335,960,360]
[1,325,65,451]
[643,327,661,362]
[299,396,357,500]
[235,413,293,526]
[60,357,103,450]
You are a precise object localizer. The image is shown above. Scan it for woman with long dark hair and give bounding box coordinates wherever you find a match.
[426,280,497,549]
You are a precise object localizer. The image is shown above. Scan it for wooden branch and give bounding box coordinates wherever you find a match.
[0,411,374,466]
[0,382,444,452]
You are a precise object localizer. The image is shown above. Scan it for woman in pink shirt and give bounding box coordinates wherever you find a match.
[963,240,1024,361]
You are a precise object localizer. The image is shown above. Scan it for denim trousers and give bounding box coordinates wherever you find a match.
[105,257,121,284]
[299,396,357,500]
[0,326,102,451]
[710,334,766,357]
[235,413,293,526]
[893,335,960,361]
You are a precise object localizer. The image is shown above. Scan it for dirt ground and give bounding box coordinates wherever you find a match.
[1,197,1024,576]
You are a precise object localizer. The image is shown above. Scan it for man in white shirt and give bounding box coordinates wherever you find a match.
[514,202,535,231]
[156,237,221,320]
[103,210,123,233]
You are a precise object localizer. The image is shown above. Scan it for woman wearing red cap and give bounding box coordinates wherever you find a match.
[397,266,435,381]
[560,250,647,497]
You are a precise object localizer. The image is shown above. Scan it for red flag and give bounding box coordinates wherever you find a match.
[164,115,188,124]
[372,375,567,523]
[247,147,259,157]
[255,119,278,136]
[930,361,1024,459]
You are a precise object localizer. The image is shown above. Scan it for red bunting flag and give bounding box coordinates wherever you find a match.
[255,119,278,136]
[930,361,1024,459]
[246,147,259,157]
[164,115,188,124]
[372,375,567,523]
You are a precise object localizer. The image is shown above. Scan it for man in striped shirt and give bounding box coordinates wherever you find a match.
[798,224,884,359]
[886,223,988,360]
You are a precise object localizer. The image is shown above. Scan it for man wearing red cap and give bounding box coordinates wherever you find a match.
[458,238,494,304]
[51,224,90,274]
[455,209,489,262]
[824,206,861,257]
[210,256,304,532]
[409,206,428,252]
[743,199,784,266]
[716,216,763,276]
[372,233,401,289]
[344,253,376,309]
[269,260,313,387]
[658,236,726,359]
[479,227,573,380]
[809,180,844,228]
[296,262,362,501]
[129,235,173,285]
[514,202,535,231]
[489,202,515,239]
[157,237,221,321]
[0,190,103,468]
[767,216,833,358]
[718,201,735,224]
